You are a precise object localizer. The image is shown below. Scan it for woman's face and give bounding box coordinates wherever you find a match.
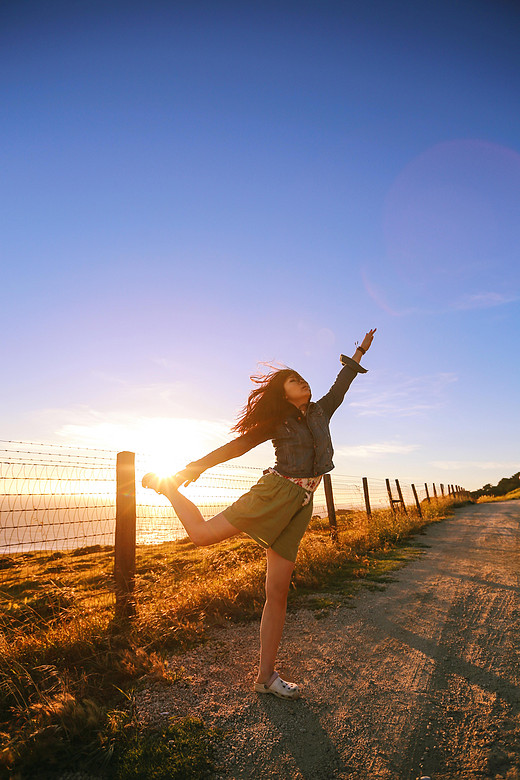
[283,373,311,407]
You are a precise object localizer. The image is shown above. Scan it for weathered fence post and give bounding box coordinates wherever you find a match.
[362,477,372,520]
[386,478,396,515]
[395,479,408,516]
[432,483,438,499]
[115,451,137,619]
[411,484,422,518]
[440,483,445,498]
[424,483,431,503]
[323,473,338,544]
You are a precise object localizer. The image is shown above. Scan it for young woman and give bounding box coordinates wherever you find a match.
[143,328,376,700]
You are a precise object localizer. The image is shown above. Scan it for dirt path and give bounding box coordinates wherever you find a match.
[137,501,520,780]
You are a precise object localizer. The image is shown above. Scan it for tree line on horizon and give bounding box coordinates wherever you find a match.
[471,471,520,499]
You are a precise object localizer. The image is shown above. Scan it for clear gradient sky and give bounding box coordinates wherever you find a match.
[1,0,519,491]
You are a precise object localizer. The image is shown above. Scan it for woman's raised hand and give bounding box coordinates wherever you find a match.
[360,328,377,352]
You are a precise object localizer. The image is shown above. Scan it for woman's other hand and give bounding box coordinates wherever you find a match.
[175,464,203,487]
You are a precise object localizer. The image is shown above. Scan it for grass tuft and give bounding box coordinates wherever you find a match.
[114,717,225,780]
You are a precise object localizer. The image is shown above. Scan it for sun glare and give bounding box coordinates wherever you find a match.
[57,415,231,483]
[135,417,230,480]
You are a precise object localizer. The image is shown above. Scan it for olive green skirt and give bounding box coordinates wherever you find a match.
[221,471,313,563]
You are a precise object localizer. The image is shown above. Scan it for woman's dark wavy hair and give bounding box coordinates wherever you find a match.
[231,364,304,436]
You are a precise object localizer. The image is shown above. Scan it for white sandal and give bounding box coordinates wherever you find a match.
[254,671,300,700]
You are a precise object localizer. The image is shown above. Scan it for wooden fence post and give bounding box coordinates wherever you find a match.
[362,477,372,520]
[440,483,445,497]
[411,484,422,518]
[395,479,408,516]
[323,473,338,544]
[115,451,137,619]
[432,483,438,499]
[386,478,396,515]
[424,483,431,503]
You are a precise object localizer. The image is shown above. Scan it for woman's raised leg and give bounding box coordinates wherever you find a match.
[255,547,295,685]
[142,473,241,546]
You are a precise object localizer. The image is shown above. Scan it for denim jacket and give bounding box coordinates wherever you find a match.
[188,355,367,478]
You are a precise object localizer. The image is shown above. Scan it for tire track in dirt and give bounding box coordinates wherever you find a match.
[395,503,520,780]
[136,500,520,779]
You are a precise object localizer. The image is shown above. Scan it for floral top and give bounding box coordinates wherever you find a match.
[265,467,323,506]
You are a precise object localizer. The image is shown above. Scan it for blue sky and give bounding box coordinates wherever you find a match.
[1,0,519,491]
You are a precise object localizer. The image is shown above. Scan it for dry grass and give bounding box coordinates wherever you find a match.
[476,487,520,503]
[0,494,472,777]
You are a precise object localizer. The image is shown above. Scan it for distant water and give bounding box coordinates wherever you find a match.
[0,489,359,555]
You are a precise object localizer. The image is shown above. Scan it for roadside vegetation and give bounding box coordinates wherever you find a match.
[0,494,473,779]
[476,486,520,502]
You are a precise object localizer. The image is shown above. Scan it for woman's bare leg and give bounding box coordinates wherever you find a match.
[255,547,295,685]
[142,473,241,546]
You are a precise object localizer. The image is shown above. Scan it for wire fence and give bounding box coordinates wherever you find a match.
[0,441,466,556]
[0,441,117,554]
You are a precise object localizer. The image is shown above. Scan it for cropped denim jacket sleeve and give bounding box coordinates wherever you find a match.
[188,355,367,478]
[315,355,368,421]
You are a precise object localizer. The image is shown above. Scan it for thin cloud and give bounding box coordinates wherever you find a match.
[431,460,519,471]
[349,372,458,417]
[451,291,519,310]
[336,441,420,458]
[24,405,233,463]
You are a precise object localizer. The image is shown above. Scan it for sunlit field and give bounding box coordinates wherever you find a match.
[0,494,472,778]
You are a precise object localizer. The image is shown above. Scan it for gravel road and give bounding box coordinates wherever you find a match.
[137,500,520,780]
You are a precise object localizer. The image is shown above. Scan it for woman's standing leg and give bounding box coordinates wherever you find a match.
[255,547,295,685]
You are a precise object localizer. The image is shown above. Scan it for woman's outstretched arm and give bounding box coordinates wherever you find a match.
[174,425,273,486]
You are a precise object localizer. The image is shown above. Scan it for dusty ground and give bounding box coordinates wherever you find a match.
[136,501,520,780]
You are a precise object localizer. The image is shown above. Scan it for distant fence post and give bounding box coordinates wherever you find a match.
[395,479,408,516]
[362,477,372,520]
[323,474,338,544]
[115,451,137,619]
[411,484,422,518]
[424,483,431,503]
[440,484,445,497]
[432,483,438,499]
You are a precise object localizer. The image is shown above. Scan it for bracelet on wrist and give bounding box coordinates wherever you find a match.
[356,345,366,355]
